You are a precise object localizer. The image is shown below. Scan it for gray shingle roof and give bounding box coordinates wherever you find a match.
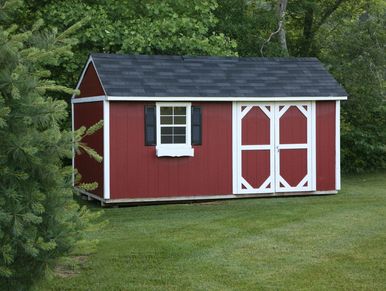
[90,53,347,98]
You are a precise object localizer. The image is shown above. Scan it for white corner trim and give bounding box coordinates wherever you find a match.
[72,56,107,99]
[71,102,75,187]
[108,96,348,102]
[311,101,317,191]
[103,100,110,199]
[71,95,106,103]
[156,146,194,157]
[336,100,341,190]
[232,101,238,194]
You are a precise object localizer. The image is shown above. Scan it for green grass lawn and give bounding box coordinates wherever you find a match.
[35,173,386,290]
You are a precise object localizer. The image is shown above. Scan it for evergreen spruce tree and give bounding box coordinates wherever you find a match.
[0,0,96,288]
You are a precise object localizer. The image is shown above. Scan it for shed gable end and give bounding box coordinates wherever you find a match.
[76,63,105,98]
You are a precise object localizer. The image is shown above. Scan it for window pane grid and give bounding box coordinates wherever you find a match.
[159,106,187,145]
[160,135,186,144]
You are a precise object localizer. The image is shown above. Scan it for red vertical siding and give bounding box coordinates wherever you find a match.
[242,106,270,145]
[242,150,270,188]
[316,101,336,191]
[77,63,105,98]
[74,102,104,197]
[280,149,307,187]
[109,102,233,199]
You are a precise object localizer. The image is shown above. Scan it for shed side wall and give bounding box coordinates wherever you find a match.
[77,63,105,98]
[74,102,104,197]
[316,101,336,190]
[109,102,233,199]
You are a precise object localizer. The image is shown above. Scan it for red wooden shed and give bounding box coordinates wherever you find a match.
[72,54,347,205]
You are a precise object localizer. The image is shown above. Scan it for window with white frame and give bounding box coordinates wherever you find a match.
[156,102,194,157]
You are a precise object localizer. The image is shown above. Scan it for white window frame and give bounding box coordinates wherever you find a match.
[155,102,194,157]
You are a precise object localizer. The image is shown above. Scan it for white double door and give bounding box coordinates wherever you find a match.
[235,102,316,194]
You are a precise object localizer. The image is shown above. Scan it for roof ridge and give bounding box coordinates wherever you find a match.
[90,53,318,62]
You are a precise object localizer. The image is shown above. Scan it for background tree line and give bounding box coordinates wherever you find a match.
[0,0,384,289]
[19,0,385,173]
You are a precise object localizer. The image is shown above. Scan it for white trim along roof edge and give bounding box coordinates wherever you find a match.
[71,95,347,104]
[107,96,348,102]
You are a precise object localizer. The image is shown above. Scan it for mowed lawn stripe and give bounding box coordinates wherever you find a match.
[34,173,386,290]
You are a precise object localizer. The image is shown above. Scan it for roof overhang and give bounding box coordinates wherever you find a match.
[107,96,347,102]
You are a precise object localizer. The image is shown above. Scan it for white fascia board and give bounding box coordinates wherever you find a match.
[71,95,106,103]
[107,96,348,102]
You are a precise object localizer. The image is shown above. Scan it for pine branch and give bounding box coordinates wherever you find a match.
[56,16,90,43]
[36,84,78,95]
[84,120,103,137]
[77,143,103,163]
[78,182,99,192]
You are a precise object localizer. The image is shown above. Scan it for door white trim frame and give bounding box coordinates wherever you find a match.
[233,101,316,195]
[235,102,275,194]
[274,103,313,193]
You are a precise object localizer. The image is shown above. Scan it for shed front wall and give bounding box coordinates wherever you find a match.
[109,102,233,199]
[107,100,337,200]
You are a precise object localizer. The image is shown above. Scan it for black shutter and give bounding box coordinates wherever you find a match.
[144,105,156,145]
[191,106,202,145]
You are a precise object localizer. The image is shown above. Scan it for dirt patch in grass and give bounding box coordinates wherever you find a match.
[54,255,89,278]
[192,200,227,205]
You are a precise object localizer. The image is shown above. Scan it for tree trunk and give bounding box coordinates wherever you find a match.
[260,0,289,56]
[301,5,314,56]
[278,0,288,55]
[300,0,346,56]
